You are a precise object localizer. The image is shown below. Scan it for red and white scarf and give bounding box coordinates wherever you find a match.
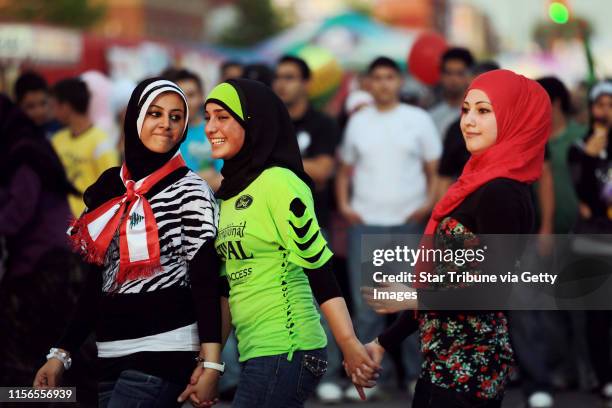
[69,152,186,284]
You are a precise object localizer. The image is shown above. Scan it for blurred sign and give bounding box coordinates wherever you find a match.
[180,51,225,91]
[107,43,172,82]
[0,24,82,65]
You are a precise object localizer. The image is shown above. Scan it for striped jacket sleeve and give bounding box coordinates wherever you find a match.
[180,175,219,262]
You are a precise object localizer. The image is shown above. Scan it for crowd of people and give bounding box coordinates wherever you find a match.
[0,44,611,408]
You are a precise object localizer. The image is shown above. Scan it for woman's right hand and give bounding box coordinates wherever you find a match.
[340,337,380,387]
[364,340,386,371]
[33,359,64,388]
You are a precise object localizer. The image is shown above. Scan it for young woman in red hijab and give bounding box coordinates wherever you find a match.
[359,70,551,407]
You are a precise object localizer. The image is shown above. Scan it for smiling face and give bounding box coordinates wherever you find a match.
[204,102,245,160]
[139,92,186,153]
[460,89,498,155]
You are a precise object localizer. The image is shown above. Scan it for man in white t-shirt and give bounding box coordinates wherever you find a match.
[336,56,441,399]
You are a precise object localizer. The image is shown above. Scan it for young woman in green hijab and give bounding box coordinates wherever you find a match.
[198,79,377,407]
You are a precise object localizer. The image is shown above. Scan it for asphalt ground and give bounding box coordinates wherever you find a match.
[212,387,603,407]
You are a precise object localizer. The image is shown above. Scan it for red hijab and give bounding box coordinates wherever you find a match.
[424,69,552,235]
[411,70,552,293]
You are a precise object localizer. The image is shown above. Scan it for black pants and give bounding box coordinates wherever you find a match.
[412,378,503,408]
[586,310,612,389]
[508,310,554,396]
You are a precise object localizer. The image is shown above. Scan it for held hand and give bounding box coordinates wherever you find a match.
[33,359,64,388]
[191,369,220,408]
[362,282,417,314]
[177,364,205,403]
[364,340,386,370]
[340,337,380,388]
[189,365,205,386]
[342,362,367,401]
[177,367,219,407]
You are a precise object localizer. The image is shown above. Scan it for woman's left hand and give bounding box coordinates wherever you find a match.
[177,366,219,407]
[340,337,380,388]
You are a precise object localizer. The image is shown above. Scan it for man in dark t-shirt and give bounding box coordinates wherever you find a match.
[438,117,470,181]
[273,55,339,229]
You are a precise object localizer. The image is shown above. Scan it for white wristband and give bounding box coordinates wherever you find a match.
[201,361,225,375]
[46,348,72,370]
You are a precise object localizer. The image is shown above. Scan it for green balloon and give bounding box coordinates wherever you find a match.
[549,2,569,24]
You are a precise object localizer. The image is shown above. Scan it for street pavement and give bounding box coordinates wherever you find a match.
[213,388,602,407]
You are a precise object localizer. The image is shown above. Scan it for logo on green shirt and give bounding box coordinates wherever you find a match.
[216,240,254,261]
[218,221,247,239]
[235,194,253,210]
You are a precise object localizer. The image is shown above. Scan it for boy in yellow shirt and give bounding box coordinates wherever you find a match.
[50,78,118,216]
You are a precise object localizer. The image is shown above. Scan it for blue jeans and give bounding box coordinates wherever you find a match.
[219,331,241,392]
[317,305,343,382]
[509,310,554,396]
[233,348,327,408]
[98,370,183,408]
[348,223,423,384]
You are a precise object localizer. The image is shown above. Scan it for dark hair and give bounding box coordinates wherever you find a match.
[242,64,274,87]
[367,56,401,75]
[277,55,311,80]
[472,60,500,76]
[51,78,90,114]
[441,47,475,71]
[221,60,242,73]
[161,68,204,92]
[537,76,571,115]
[14,71,48,104]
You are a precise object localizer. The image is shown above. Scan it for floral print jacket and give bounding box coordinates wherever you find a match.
[417,216,514,400]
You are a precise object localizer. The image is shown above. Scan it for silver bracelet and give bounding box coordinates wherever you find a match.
[46,348,72,370]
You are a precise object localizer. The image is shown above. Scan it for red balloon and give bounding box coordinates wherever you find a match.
[408,32,448,85]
